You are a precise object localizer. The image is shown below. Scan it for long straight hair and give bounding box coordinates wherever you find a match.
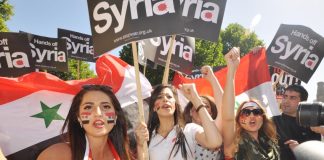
[61,85,131,160]
[147,84,191,159]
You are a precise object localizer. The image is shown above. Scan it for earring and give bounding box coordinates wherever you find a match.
[114,116,118,124]
[78,118,83,128]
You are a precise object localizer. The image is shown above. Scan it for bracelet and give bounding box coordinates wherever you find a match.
[196,104,207,112]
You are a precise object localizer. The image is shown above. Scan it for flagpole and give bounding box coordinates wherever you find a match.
[162,35,176,85]
[143,61,147,76]
[131,41,149,160]
[77,60,80,80]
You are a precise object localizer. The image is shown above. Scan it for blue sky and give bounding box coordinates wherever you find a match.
[7,0,324,102]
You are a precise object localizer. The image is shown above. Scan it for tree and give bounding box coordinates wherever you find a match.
[1,1,95,80]
[119,23,265,85]
[0,0,14,32]
[221,23,264,56]
[48,59,96,80]
[119,44,170,86]
[194,37,225,67]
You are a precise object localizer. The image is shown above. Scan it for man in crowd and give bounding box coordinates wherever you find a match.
[273,84,324,160]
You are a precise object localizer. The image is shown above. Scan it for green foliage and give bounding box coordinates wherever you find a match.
[119,44,172,86]
[1,0,94,80]
[48,59,96,80]
[194,37,225,67]
[0,0,14,32]
[221,23,264,56]
[119,44,133,64]
[118,23,264,85]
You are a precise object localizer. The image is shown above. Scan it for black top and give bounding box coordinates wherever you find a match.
[273,114,321,160]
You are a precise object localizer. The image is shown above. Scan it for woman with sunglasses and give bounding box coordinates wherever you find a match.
[222,49,280,160]
[37,85,132,160]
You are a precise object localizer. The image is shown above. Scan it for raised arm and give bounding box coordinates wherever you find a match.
[201,65,224,132]
[222,47,240,150]
[180,84,222,149]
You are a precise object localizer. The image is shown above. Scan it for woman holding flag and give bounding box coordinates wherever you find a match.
[37,85,132,160]
[221,48,280,160]
[136,83,222,160]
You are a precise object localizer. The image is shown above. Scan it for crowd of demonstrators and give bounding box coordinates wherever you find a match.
[221,47,280,160]
[135,83,222,160]
[273,84,324,160]
[183,65,224,160]
[2,46,322,160]
[37,85,132,160]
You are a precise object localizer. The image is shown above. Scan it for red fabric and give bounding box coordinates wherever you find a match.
[88,139,120,160]
[108,139,120,160]
[172,48,270,96]
[0,54,126,105]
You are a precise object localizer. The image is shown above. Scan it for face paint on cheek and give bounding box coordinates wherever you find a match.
[80,112,91,124]
[240,116,247,125]
[105,112,116,124]
[154,101,161,111]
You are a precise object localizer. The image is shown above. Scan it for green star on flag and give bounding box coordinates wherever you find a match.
[31,101,65,128]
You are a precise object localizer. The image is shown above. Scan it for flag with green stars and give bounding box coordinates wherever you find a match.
[0,54,152,160]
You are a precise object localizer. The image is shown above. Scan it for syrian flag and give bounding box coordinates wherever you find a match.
[0,54,152,159]
[173,48,280,117]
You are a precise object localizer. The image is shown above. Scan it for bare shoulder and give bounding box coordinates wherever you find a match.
[37,143,71,160]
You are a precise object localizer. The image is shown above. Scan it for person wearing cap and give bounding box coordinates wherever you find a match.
[273,84,322,160]
[221,48,279,159]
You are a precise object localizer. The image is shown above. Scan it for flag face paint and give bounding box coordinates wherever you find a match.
[105,112,116,124]
[80,112,91,124]
[239,116,247,125]
[154,101,162,111]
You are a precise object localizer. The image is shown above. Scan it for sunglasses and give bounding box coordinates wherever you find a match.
[240,108,264,116]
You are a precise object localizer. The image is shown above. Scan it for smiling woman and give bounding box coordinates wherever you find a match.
[37,85,132,160]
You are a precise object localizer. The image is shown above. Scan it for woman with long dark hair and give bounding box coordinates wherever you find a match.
[37,85,131,160]
[136,84,222,160]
